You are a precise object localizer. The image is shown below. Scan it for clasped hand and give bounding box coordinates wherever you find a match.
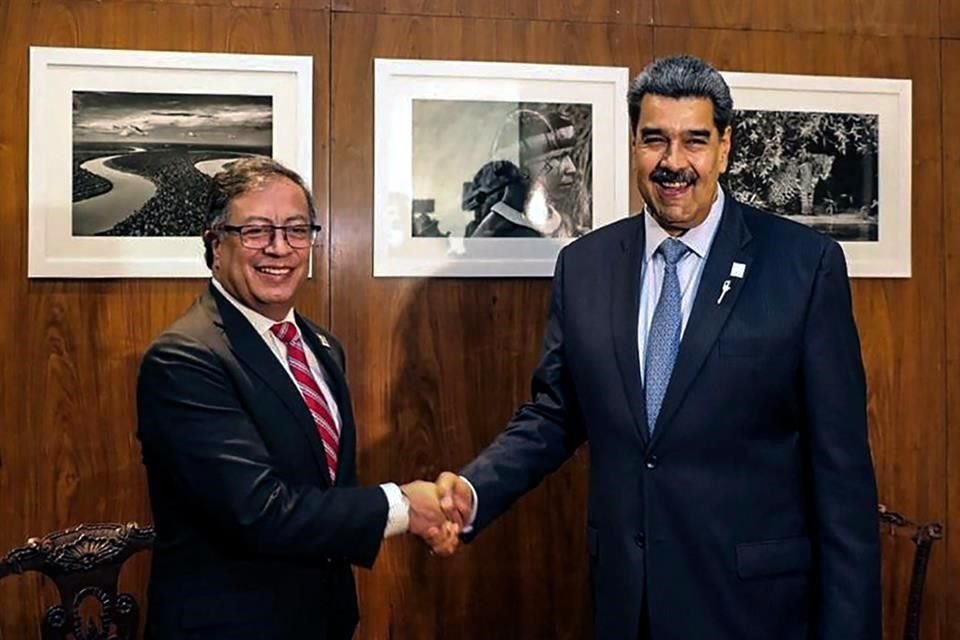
[400,472,475,557]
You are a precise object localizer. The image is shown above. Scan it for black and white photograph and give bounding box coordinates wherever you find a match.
[28,47,311,278]
[723,109,879,242]
[411,100,592,240]
[374,58,629,277]
[72,91,272,237]
[723,71,911,277]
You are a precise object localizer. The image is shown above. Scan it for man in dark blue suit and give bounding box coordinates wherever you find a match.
[437,55,881,640]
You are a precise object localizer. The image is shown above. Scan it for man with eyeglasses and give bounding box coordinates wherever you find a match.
[136,157,460,640]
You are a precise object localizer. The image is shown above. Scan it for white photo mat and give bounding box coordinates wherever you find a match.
[722,71,912,278]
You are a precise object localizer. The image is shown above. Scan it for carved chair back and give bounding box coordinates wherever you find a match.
[0,522,155,640]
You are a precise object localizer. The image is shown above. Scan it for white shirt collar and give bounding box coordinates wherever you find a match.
[211,277,297,338]
[643,186,725,262]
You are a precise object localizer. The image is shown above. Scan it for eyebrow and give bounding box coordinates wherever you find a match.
[639,127,713,138]
[237,214,310,224]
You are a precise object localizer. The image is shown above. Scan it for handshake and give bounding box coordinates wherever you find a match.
[399,472,474,556]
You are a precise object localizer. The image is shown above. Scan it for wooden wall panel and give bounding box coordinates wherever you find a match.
[654,27,947,640]
[330,12,651,639]
[0,1,330,636]
[332,0,652,24]
[652,0,939,37]
[942,37,960,640]
[944,0,960,37]
[1,2,955,640]
[21,0,331,8]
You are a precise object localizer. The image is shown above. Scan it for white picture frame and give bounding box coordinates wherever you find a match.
[721,71,912,278]
[373,58,630,277]
[28,46,313,278]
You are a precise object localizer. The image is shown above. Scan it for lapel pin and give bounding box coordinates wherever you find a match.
[316,333,331,349]
[730,262,746,279]
[717,279,732,305]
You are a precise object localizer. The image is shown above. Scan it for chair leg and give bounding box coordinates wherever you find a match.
[902,537,933,640]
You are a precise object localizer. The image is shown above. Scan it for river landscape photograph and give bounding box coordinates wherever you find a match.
[72,91,273,236]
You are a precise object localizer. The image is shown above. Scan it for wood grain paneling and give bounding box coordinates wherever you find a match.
[653,0,939,37]
[1,2,955,640]
[24,0,331,8]
[942,37,960,640]
[330,13,651,639]
[332,0,652,24]
[0,1,330,636]
[654,27,947,640]
[944,0,960,38]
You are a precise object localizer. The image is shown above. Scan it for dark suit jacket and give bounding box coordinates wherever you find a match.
[137,285,388,640]
[462,197,881,640]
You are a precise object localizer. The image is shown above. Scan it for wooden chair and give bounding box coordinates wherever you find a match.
[0,522,154,640]
[878,504,944,640]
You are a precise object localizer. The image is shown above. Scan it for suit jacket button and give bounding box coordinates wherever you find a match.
[634,533,645,548]
[645,456,658,469]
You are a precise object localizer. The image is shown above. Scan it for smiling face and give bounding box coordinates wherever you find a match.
[633,94,731,235]
[210,176,311,320]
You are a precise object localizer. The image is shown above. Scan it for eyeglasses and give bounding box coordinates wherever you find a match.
[220,224,322,250]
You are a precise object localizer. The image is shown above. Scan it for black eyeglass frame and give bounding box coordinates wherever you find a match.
[219,223,323,249]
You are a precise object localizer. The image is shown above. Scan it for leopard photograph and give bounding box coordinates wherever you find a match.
[722,109,879,242]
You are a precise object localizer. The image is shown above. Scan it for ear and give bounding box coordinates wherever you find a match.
[718,125,732,173]
[205,230,223,270]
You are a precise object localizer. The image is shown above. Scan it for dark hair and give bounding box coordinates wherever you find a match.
[627,55,734,135]
[462,160,529,213]
[203,156,317,268]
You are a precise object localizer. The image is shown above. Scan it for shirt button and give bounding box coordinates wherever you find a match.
[645,456,658,469]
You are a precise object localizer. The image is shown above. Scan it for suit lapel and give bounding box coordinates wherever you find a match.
[609,217,651,445]
[205,286,332,484]
[648,199,754,447]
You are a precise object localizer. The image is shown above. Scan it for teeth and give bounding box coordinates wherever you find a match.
[259,267,290,275]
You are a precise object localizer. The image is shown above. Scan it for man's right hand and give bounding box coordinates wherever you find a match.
[400,480,460,556]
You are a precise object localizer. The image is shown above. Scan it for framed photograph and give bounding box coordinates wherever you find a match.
[721,72,912,278]
[28,47,312,278]
[374,58,630,277]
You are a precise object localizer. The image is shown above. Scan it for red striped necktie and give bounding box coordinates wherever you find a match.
[270,322,339,482]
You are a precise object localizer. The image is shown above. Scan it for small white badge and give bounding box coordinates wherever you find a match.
[317,333,331,349]
[730,262,746,279]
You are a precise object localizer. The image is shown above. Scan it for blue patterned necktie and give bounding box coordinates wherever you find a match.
[645,238,690,434]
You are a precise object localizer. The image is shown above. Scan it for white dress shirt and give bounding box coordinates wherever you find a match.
[637,188,725,382]
[211,278,409,537]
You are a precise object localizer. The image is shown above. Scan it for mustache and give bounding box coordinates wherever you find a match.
[650,166,698,186]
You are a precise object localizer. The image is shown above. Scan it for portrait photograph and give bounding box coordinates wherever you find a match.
[411,99,593,241]
[374,58,629,277]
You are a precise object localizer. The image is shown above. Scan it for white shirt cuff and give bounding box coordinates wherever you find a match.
[380,482,409,538]
[460,475,479,534]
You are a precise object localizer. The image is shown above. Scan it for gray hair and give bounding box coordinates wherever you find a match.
[203,156,317,268]
[627,55,734,135]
